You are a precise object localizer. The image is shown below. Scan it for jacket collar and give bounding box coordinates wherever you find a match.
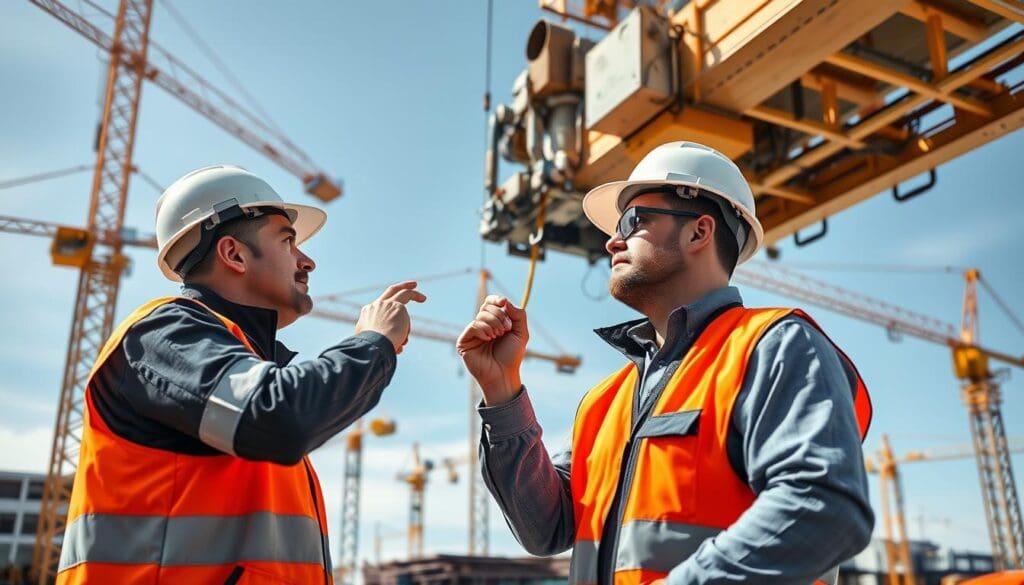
[180,284,297,366]
[595,286,744,363]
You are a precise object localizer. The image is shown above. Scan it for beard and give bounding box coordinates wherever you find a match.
[608,234,685,312]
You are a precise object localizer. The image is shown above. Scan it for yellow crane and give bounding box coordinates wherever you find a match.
[865,435,1024,585]
[5,2,340,582]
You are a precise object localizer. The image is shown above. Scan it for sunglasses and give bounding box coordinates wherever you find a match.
[616,206,702,240]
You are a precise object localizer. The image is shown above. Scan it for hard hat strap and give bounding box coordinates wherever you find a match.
[174,200,290,278]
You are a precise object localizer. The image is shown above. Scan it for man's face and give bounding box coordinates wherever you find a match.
[605,193,688,311]
[242,214,316,328]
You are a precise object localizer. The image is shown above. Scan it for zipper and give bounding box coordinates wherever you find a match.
[303,458,331,585]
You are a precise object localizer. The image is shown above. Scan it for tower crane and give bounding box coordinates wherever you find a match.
[310,269,581,584]
[336,418,397,585]
[6,2,342,582]
[395,443,443,560]
[865,435,1024,585]
[483,0,1023,261]
[734,261,1024,569]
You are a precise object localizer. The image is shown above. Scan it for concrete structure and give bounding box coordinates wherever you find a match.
[362,554,569,585]
[0,470,45,582]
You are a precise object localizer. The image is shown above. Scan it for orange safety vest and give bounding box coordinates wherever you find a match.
[57,297,332,585]
[569,307,872,585]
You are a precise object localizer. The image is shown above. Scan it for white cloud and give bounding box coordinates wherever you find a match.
[0,425,53,474]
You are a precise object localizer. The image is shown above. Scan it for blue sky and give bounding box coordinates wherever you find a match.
[1,0,1022,565]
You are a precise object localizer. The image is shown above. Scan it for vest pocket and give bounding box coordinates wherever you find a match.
[631,409,701,519]
[636,409,699,439]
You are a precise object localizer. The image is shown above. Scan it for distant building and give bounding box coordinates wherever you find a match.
[840,538,995,585]
[0,470,45,583]
[362,554,569,585]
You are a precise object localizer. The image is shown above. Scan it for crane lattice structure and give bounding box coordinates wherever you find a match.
[736,261,1024,568]
[865,435,1024,584]
[6,2,342,583]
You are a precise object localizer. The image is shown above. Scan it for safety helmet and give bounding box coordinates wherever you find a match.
[155,165,327,282]
[582,141,763,264]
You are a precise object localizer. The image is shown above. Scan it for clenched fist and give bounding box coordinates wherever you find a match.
[456,295,529,406]
[355,281,427,354]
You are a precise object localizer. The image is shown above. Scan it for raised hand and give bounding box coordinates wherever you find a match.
[456,295,529,405]
[355,281,427,354]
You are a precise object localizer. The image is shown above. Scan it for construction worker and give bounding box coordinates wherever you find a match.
[457,142,874,585]
[57,165,424,585]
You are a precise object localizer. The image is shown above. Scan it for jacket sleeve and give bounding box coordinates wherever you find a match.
[478,388,576,556]
[667,317,874,585]
[120,301,396,464]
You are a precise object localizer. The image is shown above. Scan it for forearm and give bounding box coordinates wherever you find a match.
[234,331,396,463]
[478,388,575,556]
[668,481,872,584]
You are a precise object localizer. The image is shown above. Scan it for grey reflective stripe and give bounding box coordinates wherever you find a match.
[569,539,599,585]
[818,566,840,585]
[59,511,325,571]
[615,519,721,573]
[199,356,272,454]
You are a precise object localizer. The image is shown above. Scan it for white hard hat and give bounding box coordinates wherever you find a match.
[155,165,327,282]
[582,141,763,264]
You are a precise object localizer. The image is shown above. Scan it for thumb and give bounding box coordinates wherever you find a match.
[503,301,528,334]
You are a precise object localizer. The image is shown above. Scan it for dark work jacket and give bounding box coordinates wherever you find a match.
[90,285,396,464]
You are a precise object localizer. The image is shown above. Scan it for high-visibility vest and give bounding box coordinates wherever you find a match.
[569,307,872,585]
[57,297,332,585]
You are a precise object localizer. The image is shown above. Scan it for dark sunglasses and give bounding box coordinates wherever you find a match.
[616,206,702,240]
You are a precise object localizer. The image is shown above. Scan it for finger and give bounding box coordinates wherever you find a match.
[480,304,512,329]
[379,281,418,301]
[481,294,508,309]
[503,301,529,337]
[458,322,495,348]
[475,312,509,336]
[390,289,428,305]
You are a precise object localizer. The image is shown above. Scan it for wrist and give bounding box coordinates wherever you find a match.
[480,375,522,406]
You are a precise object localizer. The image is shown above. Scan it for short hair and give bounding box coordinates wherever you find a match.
[183,215,268,281]
[659,192,740,277]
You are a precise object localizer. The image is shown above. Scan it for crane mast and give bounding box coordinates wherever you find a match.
[30,2,154,582]
[958,270,1024,569]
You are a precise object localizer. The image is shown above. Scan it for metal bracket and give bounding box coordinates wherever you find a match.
[793,218,828,247]
[892,169,937,203]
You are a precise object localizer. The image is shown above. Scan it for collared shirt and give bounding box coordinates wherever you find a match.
[477,286,873,584]
[90,284,397,464]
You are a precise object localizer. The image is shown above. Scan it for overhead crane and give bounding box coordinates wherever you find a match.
[483,0,1023,260]
[735,261,1024,568]
[4,1,341,582]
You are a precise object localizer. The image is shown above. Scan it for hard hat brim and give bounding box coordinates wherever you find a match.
[582,179,764,264]
[157,200,327,282]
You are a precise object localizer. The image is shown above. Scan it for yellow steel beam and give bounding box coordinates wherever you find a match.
[760,89,1024,244]
[746,105,865,148]
[926,11,950,80]
[801,70,880,107]
[963,0,1024,24]
[826,52,992,116]
[900,1,989,42]
[938,33,1024,94]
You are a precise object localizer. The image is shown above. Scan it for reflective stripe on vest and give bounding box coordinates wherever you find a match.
[569,307,871,585]
[57,297,332,585]
[59,512,324,570]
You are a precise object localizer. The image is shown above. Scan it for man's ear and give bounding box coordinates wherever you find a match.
[687,215,716,252]
[213,236,247,275]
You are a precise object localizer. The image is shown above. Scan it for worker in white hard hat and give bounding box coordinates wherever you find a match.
[58,165,424,585]
[458,142,874,585]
